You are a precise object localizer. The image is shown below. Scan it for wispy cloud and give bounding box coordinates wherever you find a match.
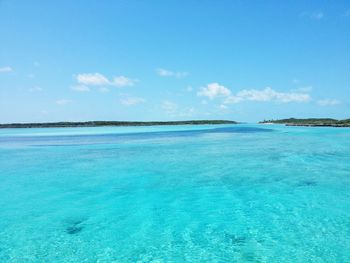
[0,66,13,73]
[225,87,311,104]
[301,11,324,20]
[292,86,313,93]
[161,100,178,114]
[29,86,43,92]
[55,99,72,105]
[317,99,341,106]
[120,97,145,106]
[219,104,228,110]
[113,76,138,87]
[98,87,110,93]
[197,83,311,104]
[161,100,196,117]
[179,107,196,117]
[76,73,138,87]
[71,85,90,92]
[156,68,189,78]
[310,11,324,20]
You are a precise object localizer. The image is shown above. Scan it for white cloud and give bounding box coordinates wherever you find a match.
[197,83,231,100]
[55,99,72,105]
[156,68,188,78]
[120,97,145,106]
[0,66,13,73]
[76,73,137,87]
[225,87,311,104]
[29,86,43,92]
[112,76,138,87]
[197,83,311,104]
[317,99,341,106]
[77,73,109,86]
[71,85,90,92]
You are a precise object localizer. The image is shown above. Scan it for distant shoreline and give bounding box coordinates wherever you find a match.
[0,120,237,129]
[259,118,350,127]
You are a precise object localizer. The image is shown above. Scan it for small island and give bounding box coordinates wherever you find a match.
[259,118,350,127]
[0,120,237,129]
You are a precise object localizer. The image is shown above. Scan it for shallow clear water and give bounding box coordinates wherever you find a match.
[0,124,350,262]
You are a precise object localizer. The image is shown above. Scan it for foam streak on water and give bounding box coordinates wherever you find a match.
[0,124,349,262]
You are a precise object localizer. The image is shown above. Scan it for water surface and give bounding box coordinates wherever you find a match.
[0,124,349,262]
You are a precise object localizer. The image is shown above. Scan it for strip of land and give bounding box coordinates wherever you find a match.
[0,120,237,129]
[259,118,350,127]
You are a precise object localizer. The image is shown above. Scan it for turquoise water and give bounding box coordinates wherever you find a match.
[0,124,350,262]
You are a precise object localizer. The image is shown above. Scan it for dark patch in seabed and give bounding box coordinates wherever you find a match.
[66,225,83,235]
[65,218,86,235]
[297,180,317,187]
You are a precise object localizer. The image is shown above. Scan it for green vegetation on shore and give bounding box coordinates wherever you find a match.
[0,120,237,129]
[260,118,350,127]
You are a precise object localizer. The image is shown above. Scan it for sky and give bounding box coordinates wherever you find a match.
[0,0,350,123]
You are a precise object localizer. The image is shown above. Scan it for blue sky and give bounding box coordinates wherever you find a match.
[1,0,349,123]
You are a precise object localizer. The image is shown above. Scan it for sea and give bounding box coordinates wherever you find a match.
[0,124,349,262]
